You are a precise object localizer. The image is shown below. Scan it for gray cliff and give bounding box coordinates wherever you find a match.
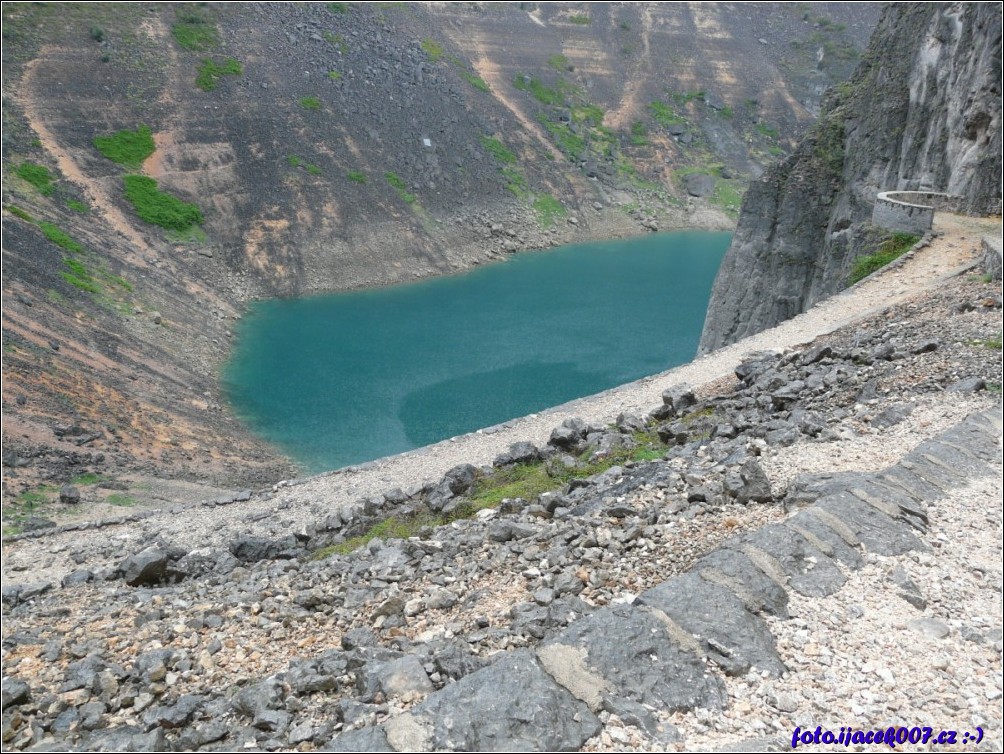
[698,2,1002,354]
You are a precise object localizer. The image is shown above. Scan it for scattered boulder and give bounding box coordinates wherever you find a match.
[59,484,81,505]
[119,547,170,587]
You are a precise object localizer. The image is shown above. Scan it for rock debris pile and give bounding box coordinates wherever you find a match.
[2,274,1001,752]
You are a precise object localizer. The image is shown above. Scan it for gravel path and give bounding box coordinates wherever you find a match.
[2,214,999,591]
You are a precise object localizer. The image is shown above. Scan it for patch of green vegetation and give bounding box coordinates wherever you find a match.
[671,90,705,106]
[630,120,648,146]
[287,155,302,167]
[314,429,665,559]
[71,472,102,485]
[66,199,89,213]
[306,163,322,176]
[711,181,744,217]
[548,53,570,71]
[106,493,136,507]
[460,71,489,92]
[756,122,779,139]
[568,14,591,25]
[327,69,343,81]
[322,31,348,52]
[973,332,1002,350]
[123,175,203,231]
[718,105,734,119]
[480,135,516,164]
[347,170,367,184]
[808,117,845,173]
[93,125,155,168]
[421,38,443,61]
[195,57,241,91]
[39,222,84,254]
[165,225,208,245]
[648,100,684,128]
[513,74,567,106]
[619,20,631,31]
[299,96,322,111]
[15,162,56,195]
[385,172,416,204]
[848,232,919,285]
[542,120,585,159]
[7,205,35,222]
[572,104,604,127]
[171,7,218,51]
[327,2,349,12]
[89,25,105,42]
[61,258,100,293]
[501,167,528,198]
[533,193,566,227]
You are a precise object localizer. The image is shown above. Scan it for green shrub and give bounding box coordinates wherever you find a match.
[847,232,919,285]
[347,170,367,184]
[89,25,104,42]
[513,74,565,106]
[568,14,591,24]
[542,120,585,159]
[7,205,35,222]
[66,199,89,213]
[61,258,99,293]
[327,69,343,81]
[122,175,203,231]
[572,104,604,127]
[630,120,648,145]
[306,164,322,176]
[548,54,570,71]
[322,31,348,52]
[15,162,55,195]
[93,125,155,167]
[327,2,349,12]
[385,172,416,203]
[299,96,322,111]
[480,135,516,164]
[756,122,778,139]
[287,155,302,167]
[501,167,527,197]
[648,100,683,127]
[196,57,241,91]
[460,71,489,92]
[39,222,83,253]
[421,38,443,62]
[172,19,218,51]
[533,193,566,227]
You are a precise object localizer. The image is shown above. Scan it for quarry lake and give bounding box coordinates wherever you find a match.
[224,231,730,473]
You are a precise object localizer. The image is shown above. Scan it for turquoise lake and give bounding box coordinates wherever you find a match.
[224,231,730,473]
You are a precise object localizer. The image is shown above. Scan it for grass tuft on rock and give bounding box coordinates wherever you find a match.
[848,232,919,285]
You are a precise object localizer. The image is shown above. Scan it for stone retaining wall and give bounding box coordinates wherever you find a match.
[983,235,1003,280]
[871,191,966,234]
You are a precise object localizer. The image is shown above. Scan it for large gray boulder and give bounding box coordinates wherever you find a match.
[639,572,787,677]
[119,547,169,587]
[538,603,726,712]
[397,649,601,751]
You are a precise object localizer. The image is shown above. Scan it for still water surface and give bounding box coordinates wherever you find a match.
[224,232,730,472]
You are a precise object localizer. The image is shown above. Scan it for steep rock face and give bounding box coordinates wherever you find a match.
[698,3,1002,354]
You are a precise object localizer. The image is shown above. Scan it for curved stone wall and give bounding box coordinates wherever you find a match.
[871,191,965,234]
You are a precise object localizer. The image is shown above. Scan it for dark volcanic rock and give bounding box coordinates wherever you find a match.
[404,650,601,751]
[119,547,170,587]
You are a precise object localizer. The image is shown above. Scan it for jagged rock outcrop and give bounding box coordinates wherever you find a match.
[699,3,1002,354]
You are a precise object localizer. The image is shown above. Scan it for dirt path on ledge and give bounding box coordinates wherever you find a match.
[4,213,1000,586]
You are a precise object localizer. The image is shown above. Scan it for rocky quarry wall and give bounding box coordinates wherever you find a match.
[699,2,1003,354]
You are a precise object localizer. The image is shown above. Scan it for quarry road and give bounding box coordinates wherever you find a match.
[3,213,1000,588]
